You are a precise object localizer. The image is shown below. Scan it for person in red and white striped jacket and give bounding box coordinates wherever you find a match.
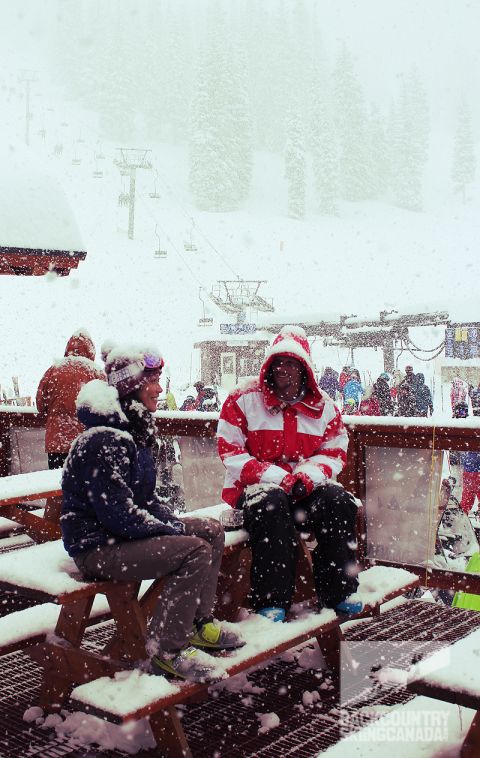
[217,326,362,621]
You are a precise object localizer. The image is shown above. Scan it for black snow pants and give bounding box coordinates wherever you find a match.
[240,483,359,612]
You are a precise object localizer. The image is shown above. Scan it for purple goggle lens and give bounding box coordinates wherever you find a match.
[144,353,163,370]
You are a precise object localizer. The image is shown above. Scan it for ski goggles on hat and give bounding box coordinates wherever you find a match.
[143,352,164,370]
[108,354,163,387]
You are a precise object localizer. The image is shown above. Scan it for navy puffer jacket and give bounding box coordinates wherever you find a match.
[61,380,184,557]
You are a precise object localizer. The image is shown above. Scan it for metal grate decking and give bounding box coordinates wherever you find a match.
[0,600,479,757]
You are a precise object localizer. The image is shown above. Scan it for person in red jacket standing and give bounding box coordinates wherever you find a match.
[217,326,362,621]
[36,330,105,469]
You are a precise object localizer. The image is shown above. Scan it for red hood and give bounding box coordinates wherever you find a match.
[259,326,324,414]
[65,331,95,361]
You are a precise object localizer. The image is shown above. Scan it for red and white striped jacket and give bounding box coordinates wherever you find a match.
[217,326,349,507]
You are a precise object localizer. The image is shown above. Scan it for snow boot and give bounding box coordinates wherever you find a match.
[190,620,245,651]
[257,607,286,622]
[335,593,364,617]
[151,645,225,683]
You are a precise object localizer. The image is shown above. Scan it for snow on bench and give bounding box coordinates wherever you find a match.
[0,469,61,504]
[0,468,62,542]
[69,608,339,720]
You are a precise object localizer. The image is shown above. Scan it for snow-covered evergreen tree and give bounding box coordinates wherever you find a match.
[245,0,290,153]
[95,6,137,142]
[310,61,338,215]
[284,112,306,218]
[452,97,476,203]
[332,45,370,202]
[368,105,390,199]
[391,80,423,211]
[189,10,252,211]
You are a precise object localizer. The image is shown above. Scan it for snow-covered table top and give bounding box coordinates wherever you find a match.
[408,626,480,702]
[0,468,62,502]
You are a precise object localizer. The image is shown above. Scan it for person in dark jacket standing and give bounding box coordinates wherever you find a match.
[61,344,243,683]
[36,330,105,469]
[413,373,434,417]
[374,373,394,416]
[469,383,480,417]
[318,367,341,401]
[397,380,417,417]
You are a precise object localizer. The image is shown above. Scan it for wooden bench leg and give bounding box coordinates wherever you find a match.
[462,710,480,758]
[28,596,96,710]
[214,547,251,622]
[148,706,193,758]
[44,495,63,524]
[292,537,316,604]
[316,624,344,674]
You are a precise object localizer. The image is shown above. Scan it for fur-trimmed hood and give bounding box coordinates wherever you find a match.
[259,325,325,413]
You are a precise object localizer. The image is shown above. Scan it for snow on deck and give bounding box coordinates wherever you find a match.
[322,696,475,757]
[408,626,480,699]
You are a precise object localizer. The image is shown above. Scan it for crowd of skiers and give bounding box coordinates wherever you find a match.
[317,364,434,417]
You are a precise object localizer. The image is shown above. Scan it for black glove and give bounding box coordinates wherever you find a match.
[292,479,307,502]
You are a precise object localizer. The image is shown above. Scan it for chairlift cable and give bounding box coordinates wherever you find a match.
[407,336,446,353]
[147,166,241,280]
[405,344,445,362]
[137,196,206,289]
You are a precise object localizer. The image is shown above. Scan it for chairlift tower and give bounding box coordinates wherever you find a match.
[209,280,274,324]
[19,70,37,146]
[114,148,152,240]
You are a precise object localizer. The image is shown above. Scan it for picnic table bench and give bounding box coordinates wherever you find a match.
[0,530,419,758]
[407,625,480,758]
[0,468,62,543]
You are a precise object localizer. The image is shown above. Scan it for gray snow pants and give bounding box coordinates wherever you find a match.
[73,516,224,657]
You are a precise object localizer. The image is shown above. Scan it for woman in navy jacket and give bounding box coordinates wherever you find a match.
[62,344,243,683]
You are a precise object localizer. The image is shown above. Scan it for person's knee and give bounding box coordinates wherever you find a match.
[183,537,212,567]
[311,484,358,526]
[245,487,291,523]
[199,516,224,543]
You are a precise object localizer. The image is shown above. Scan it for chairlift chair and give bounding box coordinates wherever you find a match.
[154,225,167,259]
[184,233,198,252]
[117,192,129,207]
[149,171,161,199]
[198,317,213,327]
[95,152,106,160]
[93,169,104,179]
[53,143,63,156]
[72,157,81,166]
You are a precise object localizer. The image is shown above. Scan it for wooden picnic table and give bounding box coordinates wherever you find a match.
[0,531,419,757]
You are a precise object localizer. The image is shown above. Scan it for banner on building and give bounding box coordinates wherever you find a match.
[445,325,479,360]
[220,323,256,335]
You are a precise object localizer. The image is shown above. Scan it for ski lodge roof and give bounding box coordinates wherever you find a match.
[0,154,86,276]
